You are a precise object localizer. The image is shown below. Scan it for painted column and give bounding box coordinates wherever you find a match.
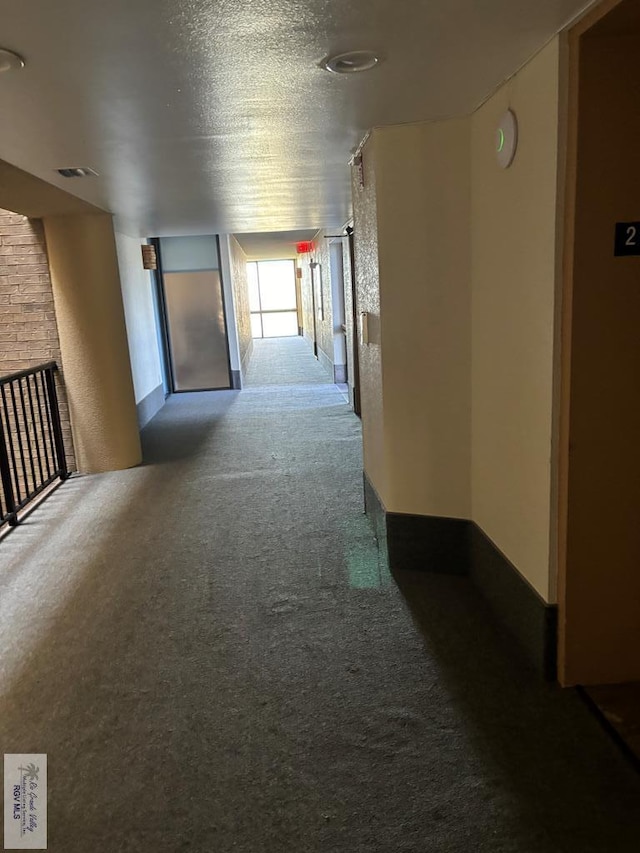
[43,213,142,472]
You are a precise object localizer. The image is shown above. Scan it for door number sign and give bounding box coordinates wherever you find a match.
[615,222,640,256]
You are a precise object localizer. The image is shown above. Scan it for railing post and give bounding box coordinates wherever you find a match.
[44,366,69,480]
[0,413,18,526]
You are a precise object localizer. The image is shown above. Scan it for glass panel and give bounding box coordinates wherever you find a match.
[257,260,297,311]
[164,271,230,390]
[247,263,261,312]
[160,236,219,271]
[250,313,263,338]
[261,311,298,338]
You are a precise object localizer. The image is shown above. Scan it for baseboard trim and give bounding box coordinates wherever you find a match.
[137,383,165,428]
[317,347,334,380]
[469,524,558,680]
[363,471,557,679]
[230,369,242,390]
[364,474,469,575]
[240,339,254,377]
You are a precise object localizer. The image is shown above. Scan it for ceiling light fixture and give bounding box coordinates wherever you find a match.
[56,167,99,178]
[321,50,380,75]
[0,48,25,73]
[495,110,518,169]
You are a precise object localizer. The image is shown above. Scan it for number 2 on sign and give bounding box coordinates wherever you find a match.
[626,225,637,246]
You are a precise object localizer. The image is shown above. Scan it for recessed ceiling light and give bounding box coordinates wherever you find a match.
[321,50,380,75]
[0,48,25,73]
[56,167,100,178]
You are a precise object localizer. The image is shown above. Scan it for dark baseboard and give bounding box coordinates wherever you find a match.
[317,347,334,380]
[468,524,558,680]
[388,514,470,575]
[363,473,387,551]
[364,473,468,575]
[230,369,242,390]
[240,339,253,382]
[298,326,303,336]
[137,383,165,428]
[363,471,557,679]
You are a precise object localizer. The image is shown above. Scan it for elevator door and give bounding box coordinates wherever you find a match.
[159,236,231,392]
[163,270,230,391]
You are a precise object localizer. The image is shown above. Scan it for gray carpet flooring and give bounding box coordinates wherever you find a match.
[1,336,640,852]
[245,336,332,386]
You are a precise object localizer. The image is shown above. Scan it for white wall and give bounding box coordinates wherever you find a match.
[115,231,163,405]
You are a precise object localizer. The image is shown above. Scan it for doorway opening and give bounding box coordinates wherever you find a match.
[248,260,299,339]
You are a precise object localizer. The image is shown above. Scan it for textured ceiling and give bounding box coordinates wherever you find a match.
[235,230,318,259]
[0,0,598,236]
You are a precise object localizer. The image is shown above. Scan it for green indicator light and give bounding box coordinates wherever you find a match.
[497,128,505,152]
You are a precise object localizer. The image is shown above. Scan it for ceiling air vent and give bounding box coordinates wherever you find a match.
[56,167,99,178]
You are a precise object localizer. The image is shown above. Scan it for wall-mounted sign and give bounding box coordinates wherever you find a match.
[141,244,157,269]
[614,222,640,256]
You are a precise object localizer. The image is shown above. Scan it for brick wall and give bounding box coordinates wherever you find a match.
[0,208,75,470]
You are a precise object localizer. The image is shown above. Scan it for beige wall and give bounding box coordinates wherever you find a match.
[295,260,303,333]
[352,137,387,501]
[471,38,561,600]
[299,230,335,374]
[300,251,314,348]
[228,235,252,368]
[43,213,141,473]
[353,38,563,602]
[341,233,357,408]
[314,231,335,370]
[376,119,472,518]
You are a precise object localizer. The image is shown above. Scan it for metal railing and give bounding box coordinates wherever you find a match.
[0,362,69,528]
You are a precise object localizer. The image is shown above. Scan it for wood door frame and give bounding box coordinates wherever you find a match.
[557,0,632,685]
[346,227,362,416]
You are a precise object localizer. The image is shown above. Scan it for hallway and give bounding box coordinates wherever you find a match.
[1,338,640,852]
